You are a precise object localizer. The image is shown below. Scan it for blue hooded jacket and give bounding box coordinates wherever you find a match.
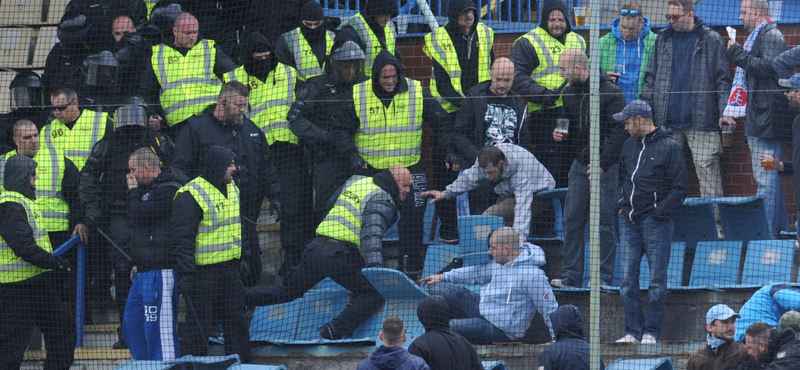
[735,284,800,342]
[598,16,656,103]
[357,345,431,370]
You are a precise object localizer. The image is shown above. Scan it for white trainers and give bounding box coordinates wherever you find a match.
[615,334,640,344]
[641,334,657,344]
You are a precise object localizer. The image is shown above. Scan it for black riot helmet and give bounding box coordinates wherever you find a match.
[9,70,42,109]
[330,40,366,83]
[84,50,119,87]
[149,2,183,34]
[57,12,91,45]
[113,96,148,128]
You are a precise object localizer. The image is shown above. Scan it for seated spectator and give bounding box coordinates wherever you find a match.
[408,296,484,370]
[538,304,601,370]
[420,227,558,344]
[357,316,431,370]
[737,322,800,370]
[734,284,800,342]
[686,304,748,370]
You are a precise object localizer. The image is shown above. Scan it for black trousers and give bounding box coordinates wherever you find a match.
[180,261,251,362]
[248,238,384,337]
[272,142,316,270]
[106,215,133,329]
[0,275,75,370]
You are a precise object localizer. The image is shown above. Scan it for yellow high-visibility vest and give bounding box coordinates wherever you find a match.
[340,13,396,77]
[353,78,423,169]
[281,27,335,80]
[514,28,586,111]
[152,40,222,126]
[175,177,242,266]
[224,64,298,145]
[45,110,110,171]
[0,148,69,233]
[316,175,394,250]
[423,23,494,113]
[0,191,52,283]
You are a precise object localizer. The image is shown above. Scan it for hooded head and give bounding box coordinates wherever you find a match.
[540,0,572,39]
[244,32,277,82]
[417,295,453,331]
[362,0,399,29]
[550,304,585,341]
[329,40,367,84]
[200,145,236,188]
[300,1,326,42]
[4,155,38,200]
[446,0,478,35]
[371,50,407,98]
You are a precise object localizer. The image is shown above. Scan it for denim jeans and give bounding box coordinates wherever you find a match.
[561,161,619,285]
[747,136,789,237]
[618,214,672,340]
[427,282,511,343]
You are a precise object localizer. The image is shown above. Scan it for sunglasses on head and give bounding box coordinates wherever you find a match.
[620,9,640,17]
[52,99,75,112]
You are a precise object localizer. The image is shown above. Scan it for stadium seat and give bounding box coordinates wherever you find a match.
[637,242,686,290]
[362,267,430,347]
[115,355,245,370]
[457,215,504,255]
[422,243,460,278]
[422,201,441,245]
[482,360,508,370]
[249,299,301,343]
[673,197,718,251]
[606,357,674,370]
[715,195,773,243]
[293,285,353,343]
[528,188,568,243]
[685,241,744,289]
[740,240,795,286]
[383,211,401,242]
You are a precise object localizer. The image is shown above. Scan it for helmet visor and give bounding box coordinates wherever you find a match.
[114,104,147,128]
[11,87,38,109]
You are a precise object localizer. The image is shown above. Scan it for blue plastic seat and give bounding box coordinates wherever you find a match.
[116,355,246,370]
[249,299,300,343]
[741,240,795,286]
[606,356,674,370]
[422,243,460,278]
[482,360,508,370]
[383,211,401,242]
[673,197,718,251]
[637,242,686,290]
[457,215,504,255]
[685,241,744,289]
[715,195,773,243]
[422,202,441,245]
[528,188,568,243]
[362,268,430,346]
[293,287,351,343]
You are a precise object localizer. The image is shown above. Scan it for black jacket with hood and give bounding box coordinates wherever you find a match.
[618,126,688,224]
[333,50,454,169]
[128,167,187,272]
[560,71,628,171]
[0,156,67,280]
[243,32,279,83]
[172,146,237,278]
[432,0,494,108]
[408,295,484,370]
[510,0,581,108]
[336,0,401,62]
[538,304,603,370]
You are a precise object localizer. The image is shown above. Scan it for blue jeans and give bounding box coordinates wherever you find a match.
[618,215,672,340]
[747,136,789,237]
[561,161,619,285]
[427,282,511,343]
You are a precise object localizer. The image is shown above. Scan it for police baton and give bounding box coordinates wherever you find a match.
[96,228,133,261]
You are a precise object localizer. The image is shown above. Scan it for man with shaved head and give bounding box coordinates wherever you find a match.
[140,12,237,133]
[247,165,412,340]
[111,15,136,43]
[550,48,627,288]
[451,57,531,215]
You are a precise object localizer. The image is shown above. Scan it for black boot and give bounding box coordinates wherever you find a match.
[112,326,127,349]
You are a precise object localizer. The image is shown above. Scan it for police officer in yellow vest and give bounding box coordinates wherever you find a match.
[334,50,454,275]
[422,0,494,243]
[336,0,400,77]
[173,145,250,361]
[275,1,336,81]
[141,12,237,132]
[246,165,412,340]
[0,155,76,370]
[46,87,115,172]
[510,0,586,187]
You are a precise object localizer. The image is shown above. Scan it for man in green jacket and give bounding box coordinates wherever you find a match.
[598,2,656,103]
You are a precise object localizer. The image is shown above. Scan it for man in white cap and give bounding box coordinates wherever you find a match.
[686,304,748,370]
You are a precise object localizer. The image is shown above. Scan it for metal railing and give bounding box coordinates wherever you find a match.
[52,234,87,348]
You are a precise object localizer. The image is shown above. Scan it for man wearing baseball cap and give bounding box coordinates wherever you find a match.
[614,100,688,344]
[686,304,748,370]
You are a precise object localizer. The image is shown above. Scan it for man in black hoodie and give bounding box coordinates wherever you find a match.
[336,0,401,77]
[247,165,412,340]
[334,50,454,275]
[510,0,586,187]
[408,295,484,370]
[538,304,601,370]
[275,1,336,81]
[550,48,627,289]
[0,155,75,370]
[172,145,251,361]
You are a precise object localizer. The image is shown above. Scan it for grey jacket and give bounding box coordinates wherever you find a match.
[443,143,554,239]
[641,17,731,132]
[726,22,792,140]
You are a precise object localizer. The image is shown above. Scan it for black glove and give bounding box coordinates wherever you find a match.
[54,256,72,272]
[350,155,368,173]
[269,199,283,223]
[444,153,462,170]
[177,276,193,294]
[542,89,561,108]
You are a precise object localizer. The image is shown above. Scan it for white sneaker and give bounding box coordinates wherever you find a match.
[641,334,657,344]
[615,334,640,344]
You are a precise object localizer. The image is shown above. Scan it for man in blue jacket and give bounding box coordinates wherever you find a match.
[538,304,602,370]
[420,226,558,344]
[734,284,800,342]
[357,316,430,370]
[614,100,688,344]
